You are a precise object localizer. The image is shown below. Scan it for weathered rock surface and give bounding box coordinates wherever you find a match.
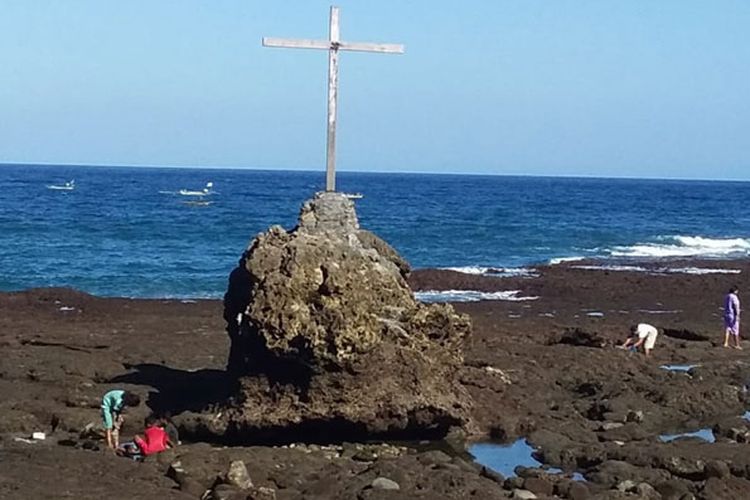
[225,459,254,489]
[217,192,474,442]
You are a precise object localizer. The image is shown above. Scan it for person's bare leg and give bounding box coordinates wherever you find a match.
[734,334,742,349]
[113,415,124,448]
[724,329,731,347]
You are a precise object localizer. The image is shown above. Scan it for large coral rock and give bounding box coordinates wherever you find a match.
[217,192,474,442]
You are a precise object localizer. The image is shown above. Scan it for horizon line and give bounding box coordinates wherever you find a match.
[1,161,748,183]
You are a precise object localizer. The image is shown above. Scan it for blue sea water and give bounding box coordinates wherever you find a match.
[1,164,749,298]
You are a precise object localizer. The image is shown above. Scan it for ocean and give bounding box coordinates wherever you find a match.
[1,164,749,299]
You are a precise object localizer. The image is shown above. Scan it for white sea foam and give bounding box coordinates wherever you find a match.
[548,256,585,265]
[573,265,649,272]
[667,267,741,275]
[442,266,538,278]
[609,236,750,259]
[572,264,740,275]
[442,266,486,275]
[414,290,539,303]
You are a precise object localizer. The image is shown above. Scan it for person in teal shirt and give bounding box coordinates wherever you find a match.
[101,389,141,449]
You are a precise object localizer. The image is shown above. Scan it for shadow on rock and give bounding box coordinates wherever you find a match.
[110,363,237,415]
[662,328,710,342]
[548,328,608,348]
[177,412,461,447]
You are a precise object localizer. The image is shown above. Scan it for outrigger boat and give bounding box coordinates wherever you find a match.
[179,181,214,196]
[46,180,75,191]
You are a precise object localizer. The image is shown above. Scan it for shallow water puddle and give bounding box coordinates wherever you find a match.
[470,442,587,480]
[469,440,541,477]
[547,468,586,482]
[659,428,715,443]
[659,364,698,372]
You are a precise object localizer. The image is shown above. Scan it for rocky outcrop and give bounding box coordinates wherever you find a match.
[215,192,473,443]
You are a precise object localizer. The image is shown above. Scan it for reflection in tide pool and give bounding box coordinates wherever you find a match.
[469,440,541,477]
[659,428,715,443]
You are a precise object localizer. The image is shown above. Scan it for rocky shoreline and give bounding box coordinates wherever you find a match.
[1,258,749,499]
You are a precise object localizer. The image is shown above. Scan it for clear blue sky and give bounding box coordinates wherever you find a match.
[1,1,748,180]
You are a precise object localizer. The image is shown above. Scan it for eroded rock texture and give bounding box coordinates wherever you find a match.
[217,192,473,442]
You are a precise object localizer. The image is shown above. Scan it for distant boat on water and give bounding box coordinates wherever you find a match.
[46,180,75,191]
[342,192,363,200]
[179,181,214,196]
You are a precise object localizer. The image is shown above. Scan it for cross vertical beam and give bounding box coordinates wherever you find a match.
[326,6,340,192]
[263,6,404,192]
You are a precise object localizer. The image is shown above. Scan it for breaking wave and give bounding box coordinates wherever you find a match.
[442,266,538,278]
[547,256,585,265]
[571,265,741,275]
[608,236,750,259]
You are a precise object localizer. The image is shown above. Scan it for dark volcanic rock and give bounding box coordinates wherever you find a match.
[699,476,750,500]
[661,328,710,342]
[4,256,750,499]
[216,192,474,442]
[550,328,608,348]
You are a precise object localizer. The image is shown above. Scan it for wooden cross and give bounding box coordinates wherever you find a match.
[263,6,404,192]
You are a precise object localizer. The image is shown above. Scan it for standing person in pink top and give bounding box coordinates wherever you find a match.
[723,286,741,349]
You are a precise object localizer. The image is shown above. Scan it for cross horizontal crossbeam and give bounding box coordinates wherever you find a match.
[263,37,404,54]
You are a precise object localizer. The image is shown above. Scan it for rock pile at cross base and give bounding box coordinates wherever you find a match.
[198,192,474,443]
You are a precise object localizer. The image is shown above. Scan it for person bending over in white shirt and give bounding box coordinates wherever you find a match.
[620,323,659,357]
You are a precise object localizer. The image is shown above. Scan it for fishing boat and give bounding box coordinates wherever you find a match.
[179,181,214,196]
[342,192,363,200]
[46,180,75,191]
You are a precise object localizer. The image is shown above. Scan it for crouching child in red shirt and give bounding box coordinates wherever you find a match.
[117,415,174,459]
